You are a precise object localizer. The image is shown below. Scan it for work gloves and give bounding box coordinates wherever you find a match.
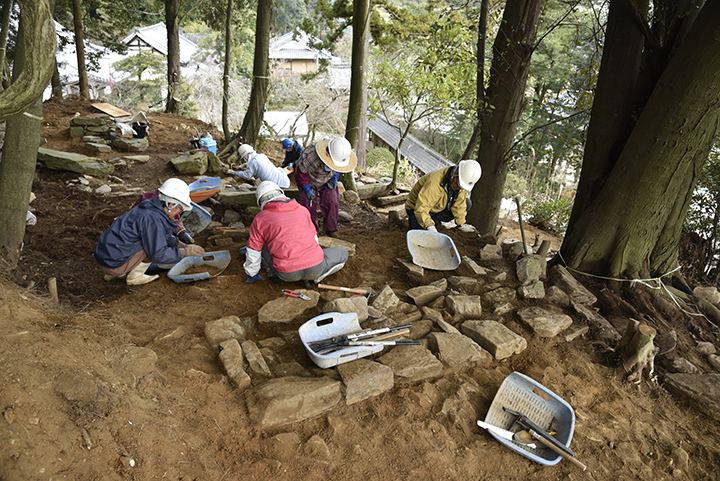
[224,168,236,177]
[440,220,457,229]
[302,184,316,200]
[240,246,247,255]
[184,245,206,257]
[459,223,477,233]
[426,225,438,233]
[246,274,264,284]
[178,231,195,244]
[327,172,339,190]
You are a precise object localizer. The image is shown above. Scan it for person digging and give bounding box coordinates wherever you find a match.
[94,178,206,285]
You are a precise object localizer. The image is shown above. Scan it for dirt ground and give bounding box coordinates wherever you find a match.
[1,97,720,480]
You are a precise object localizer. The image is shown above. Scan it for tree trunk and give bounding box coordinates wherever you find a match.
[165,0,181,114]
[461,0,489,161]
[559,1,720,279]
[51,58,63,99]
[0,0,13,90]
[238,0,271,146]
[221,0,233,140]
[71,0,88,98]
[466,0,542,235]
[0,1,50,266]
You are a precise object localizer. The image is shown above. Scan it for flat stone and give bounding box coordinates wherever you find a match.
[95,184,112,194]
[564,324,589,342]
[421,306,443,324]
[408,319,433,339]
[516,307,573,337]
[113,136,149,152]
[427,332,491,368]
[37,147,114,175]
[85,142,112,153]
[397,258,424,277]
[480,244,502,261]
[448,276,480,290]
[696,341,716,355]
[460,320,527,360]
[516,255,547,284]
[247,376,342,428]
[501,239,526,262]
[694,286,720,306]
[258,290,320,325]
[483,287,517,308]
[170,150,208,175]
[518,280,545,299]
[241,340,271,376]
[571,300,621,345]
[456,256,487,276]
[204,315,247,348]
[322,296,369,322]
[406,284,445,307]
[124,155,150,163]
[446,295,482,320]
[372,285,401,313]
[437,318,460,334]
[549,265,597,305]
[318,236,356,256]
[70,115,108,126]
[664,373,720,422]
[337,359,394,405]
[218,339,251,391]
[377,345,443,382]
[546,285,570,307]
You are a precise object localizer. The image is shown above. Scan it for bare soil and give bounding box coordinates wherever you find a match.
[1,97,719,480]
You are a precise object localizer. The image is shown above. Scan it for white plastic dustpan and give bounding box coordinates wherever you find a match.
[406,230,461,270]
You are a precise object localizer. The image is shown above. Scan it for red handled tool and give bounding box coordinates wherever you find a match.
[282,289,311,301]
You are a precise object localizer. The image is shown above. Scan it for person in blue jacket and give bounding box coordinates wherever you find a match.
[281,138,304,169]
[94,178,206,285]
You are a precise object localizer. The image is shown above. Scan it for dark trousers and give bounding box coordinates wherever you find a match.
[406,198,472,230]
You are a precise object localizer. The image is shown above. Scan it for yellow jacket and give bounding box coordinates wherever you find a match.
[405,167,467,229]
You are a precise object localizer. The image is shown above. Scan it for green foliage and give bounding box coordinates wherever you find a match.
[685,141,720,270]
[365,148,416,187]
[113,51,165,82]
[502,172,527,199]
[523,193,574,234]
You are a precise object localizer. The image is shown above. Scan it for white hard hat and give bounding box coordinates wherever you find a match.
[238,144,255,162]
[457,160,482,191]
[317,137,357,173]
[158,178,192,211]
[255,180,285,207]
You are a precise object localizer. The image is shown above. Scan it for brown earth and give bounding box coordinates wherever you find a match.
[1,97,719,480]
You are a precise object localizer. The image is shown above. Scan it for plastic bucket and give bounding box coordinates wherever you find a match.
[199,137,217,154]
[131,122,147,139]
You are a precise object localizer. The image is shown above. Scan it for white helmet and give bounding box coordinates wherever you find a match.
[457,160,482,191]
[158,178,192,211]
[238,144,255,162]
[256,180,285,207]
[328,137,352,166]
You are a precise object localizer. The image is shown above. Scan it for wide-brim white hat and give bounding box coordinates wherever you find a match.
[316,139,358,173]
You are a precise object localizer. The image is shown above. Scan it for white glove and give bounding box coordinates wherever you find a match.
[440,220,457,229]
[183,245,206,257]
[427,225,438,233]
[459,223,476,233]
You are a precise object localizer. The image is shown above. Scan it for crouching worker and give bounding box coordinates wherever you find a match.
[94,178,206,285]
[244,181,348,285]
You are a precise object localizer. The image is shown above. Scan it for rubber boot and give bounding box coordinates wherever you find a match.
[126,262,160,286]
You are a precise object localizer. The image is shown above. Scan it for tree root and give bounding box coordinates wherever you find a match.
[617,319,659,384]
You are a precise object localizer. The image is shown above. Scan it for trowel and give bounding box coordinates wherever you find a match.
[476,420,537,449]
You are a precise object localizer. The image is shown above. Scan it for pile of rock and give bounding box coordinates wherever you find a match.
[70,114,149,152]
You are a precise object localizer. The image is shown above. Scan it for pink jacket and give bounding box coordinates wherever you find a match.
[246,199,324,273]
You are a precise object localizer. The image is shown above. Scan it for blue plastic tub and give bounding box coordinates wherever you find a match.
[183,202,212,236]
[199,137,217,154]
[167,250,231,283]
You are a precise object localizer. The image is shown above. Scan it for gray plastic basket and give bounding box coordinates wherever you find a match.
[483,371,575,466]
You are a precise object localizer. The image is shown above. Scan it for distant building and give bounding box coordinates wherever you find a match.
[122,22,201,66]
[269,30,334,75]
[367,116,455,175]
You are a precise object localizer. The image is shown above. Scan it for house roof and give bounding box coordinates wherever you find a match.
[269,30,334,61]
[259,111,309,138]
[367,116,455,175]
[122,22,198,64]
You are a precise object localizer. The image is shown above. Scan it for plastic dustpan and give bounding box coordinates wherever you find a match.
[167,250,231,283]
[406,230,461,270]
[183,202,212,236]
[189,177,223,202]
[482,371,576,466]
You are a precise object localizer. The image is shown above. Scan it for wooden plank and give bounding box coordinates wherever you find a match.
[376,192,409,206]
[91,102,131,118]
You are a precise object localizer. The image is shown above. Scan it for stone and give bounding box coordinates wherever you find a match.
[70,125,85,137]
[55,371,99,403]
[305,435,331,458]
[247,376,342,428]
[494,302,514,316]
[218,339,251,391]
[516,307,573,337]
[408,319,433,339]
[322,296,369,322]
[71,115,108,126]
[483,287,517,308]
[124,155,150,163]
[708,354,720,372]
[204,315,247,347]
[337,359,394,405]
[241,340,271,376]
[445,295,482,320]
[258,290,320,325]
[85,142,112,153]
[372,285,401,313]
[406,284,445,307]
[516,255,547,284]
[259,337,286,350]
[170,150,208,175]
[480,244,502,261]
[447,276,479,289]
[421,306,443,324]
[564,324,589,342]
[546,285,570,307]
[427,332,491,368]
[437,318,460,334]
[658,356,698,374]
[571,300,621,346]
[460,320,527,360]
[501,239,527,262]
[223,209,241,223]
[664,373,720,422]
[338,211,353,222]
[397,258,424,277]
[693,286,720,306]
[95,184,112,194]
[318,236,356,256]
[696,341,716,355]
[206,151,223,172]
[377,345,444,382]
[112,136,149,152]
[37,147,114,175]
[518,280,545,299]
[456,256,487,277]
[549,265,597,305]
[342,189,360,204]
[268,432,301,462]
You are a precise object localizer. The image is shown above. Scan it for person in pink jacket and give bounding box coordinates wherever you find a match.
[243,181,348,284]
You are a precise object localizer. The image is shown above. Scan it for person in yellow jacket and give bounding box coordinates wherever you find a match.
[405,160,482,232]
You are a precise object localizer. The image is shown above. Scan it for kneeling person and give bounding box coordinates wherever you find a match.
[244,181,348,284]
[94,178,206,285]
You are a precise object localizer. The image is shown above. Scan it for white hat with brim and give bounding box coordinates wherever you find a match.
[316,139,358,173]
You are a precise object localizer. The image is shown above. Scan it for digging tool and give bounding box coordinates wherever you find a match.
[476,421,537,449]
[307,323,412,353]
[317,283,376,297]
[503,407,586,471]
[282,289,311,301]
[314,340,420,356]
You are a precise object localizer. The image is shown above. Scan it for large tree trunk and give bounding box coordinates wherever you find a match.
[461,0,489,161]
[466,0,542,235]
[221,0,233,141]
[165,0,181,114]
[0,0,13,90]
[238,0,271,146]
[559,1,720,280]
[0,0,53,266]
[71,0,88,98]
